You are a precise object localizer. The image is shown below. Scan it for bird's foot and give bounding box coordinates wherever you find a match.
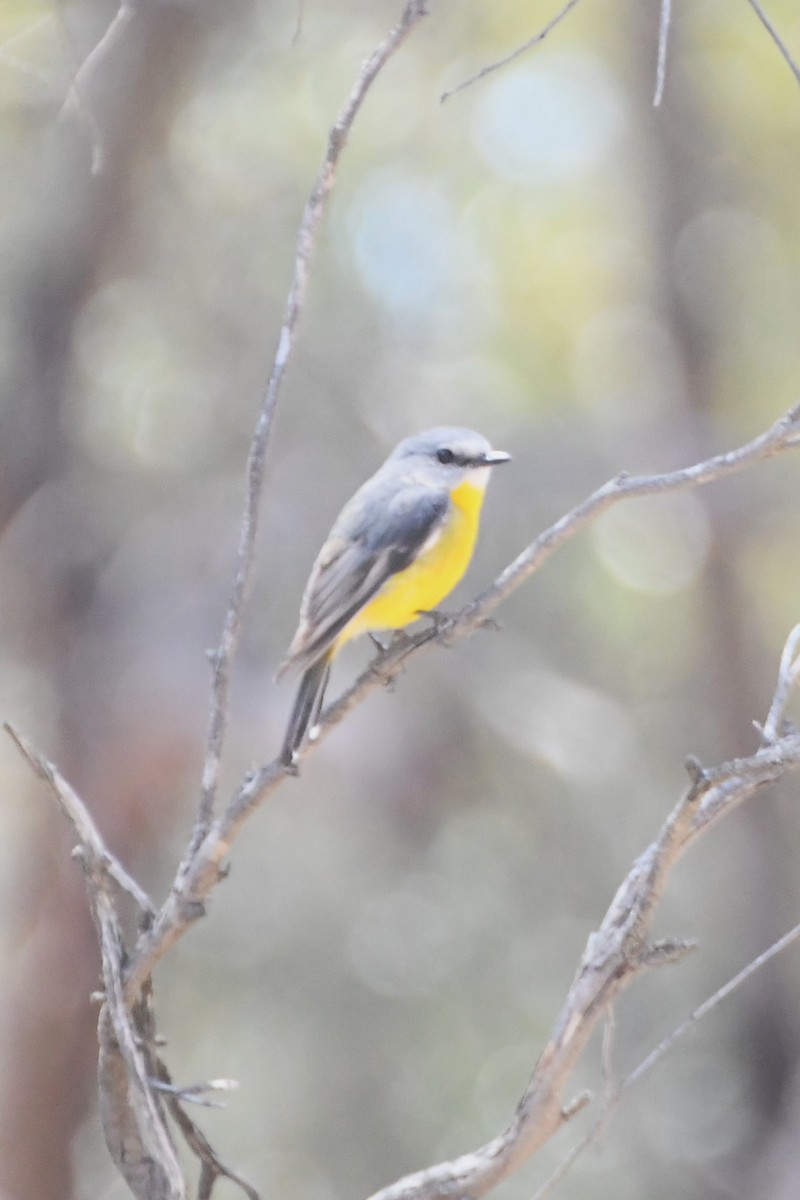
[368,629,416,691]
[416,608,457,641]
[369,629,416,657]
[417,607,501,639]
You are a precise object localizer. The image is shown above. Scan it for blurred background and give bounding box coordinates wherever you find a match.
[1,1,800,1197]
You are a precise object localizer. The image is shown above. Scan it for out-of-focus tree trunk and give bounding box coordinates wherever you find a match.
[0,5,217,1196]
[629,8,800,1195]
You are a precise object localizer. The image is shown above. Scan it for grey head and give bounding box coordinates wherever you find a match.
[384,427,511,486]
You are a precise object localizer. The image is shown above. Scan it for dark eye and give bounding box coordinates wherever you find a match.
[436,447,455,465]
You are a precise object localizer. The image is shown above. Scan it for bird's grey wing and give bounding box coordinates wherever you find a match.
[282,486,449,671]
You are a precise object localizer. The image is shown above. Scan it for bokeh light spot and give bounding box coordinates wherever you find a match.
[472,54,624,185]
[347,171,464,317]
[479,669,636,783]
[592,493,711,595]
[72,278,216,471]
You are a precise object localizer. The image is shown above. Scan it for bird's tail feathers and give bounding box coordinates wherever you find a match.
[280,652,332,767]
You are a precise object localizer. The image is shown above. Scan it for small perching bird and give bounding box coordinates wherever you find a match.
[278,427,510,765]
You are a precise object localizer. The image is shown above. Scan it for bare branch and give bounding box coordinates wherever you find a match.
[125,401,800,999]
[745,0,800,87]
[3,726,183,1196]
[627,919,800,1091]
[653,0,672,106]
[441,0,584,104]
[57,0,135,175]
[3,724,153,916]
[600,1007,616,1110]
[533,917,800,1200]
[97,957,184,1198]
[150,1077,239,1108]
[190,0,430,855]
[760,622,800,742]
[292,0,306,45]
[530,1128,587,1200]
[153,1059,260,1200]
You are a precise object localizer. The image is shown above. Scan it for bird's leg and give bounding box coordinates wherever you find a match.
[367,630,415,693]
[369,629,417,657]
[416,608,456,639]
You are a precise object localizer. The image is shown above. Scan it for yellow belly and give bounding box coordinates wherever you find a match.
[340,480,484,644]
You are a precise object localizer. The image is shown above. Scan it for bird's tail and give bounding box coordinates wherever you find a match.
[280,651,332,767]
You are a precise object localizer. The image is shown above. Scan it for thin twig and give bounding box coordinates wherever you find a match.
[441,0,584,103]
[530,1126,588,1200]
[532,917,800,1200]
[125,402,800,1000]
[626,920,800,1090]
[153,1059,260,1200]
[653,0,672,106]
[3,724,154,917]
[150,1077,238,1108]
[600,1007,616,1112]
[745,0,800,87]
[292,0,305,45]
[189,0,430,858]
[761,622,800,741]
[57,0,135,175]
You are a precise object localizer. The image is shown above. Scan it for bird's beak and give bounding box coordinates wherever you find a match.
[482,449,511,465]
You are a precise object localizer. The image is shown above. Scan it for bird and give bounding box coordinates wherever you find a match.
[278,426,510,766]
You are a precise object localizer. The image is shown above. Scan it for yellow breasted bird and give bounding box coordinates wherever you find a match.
[278,427,510,765]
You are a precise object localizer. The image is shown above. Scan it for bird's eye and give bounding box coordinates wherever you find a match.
[436,448,455,465]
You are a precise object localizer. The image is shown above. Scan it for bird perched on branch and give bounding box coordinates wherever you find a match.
[278,426,510,766]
